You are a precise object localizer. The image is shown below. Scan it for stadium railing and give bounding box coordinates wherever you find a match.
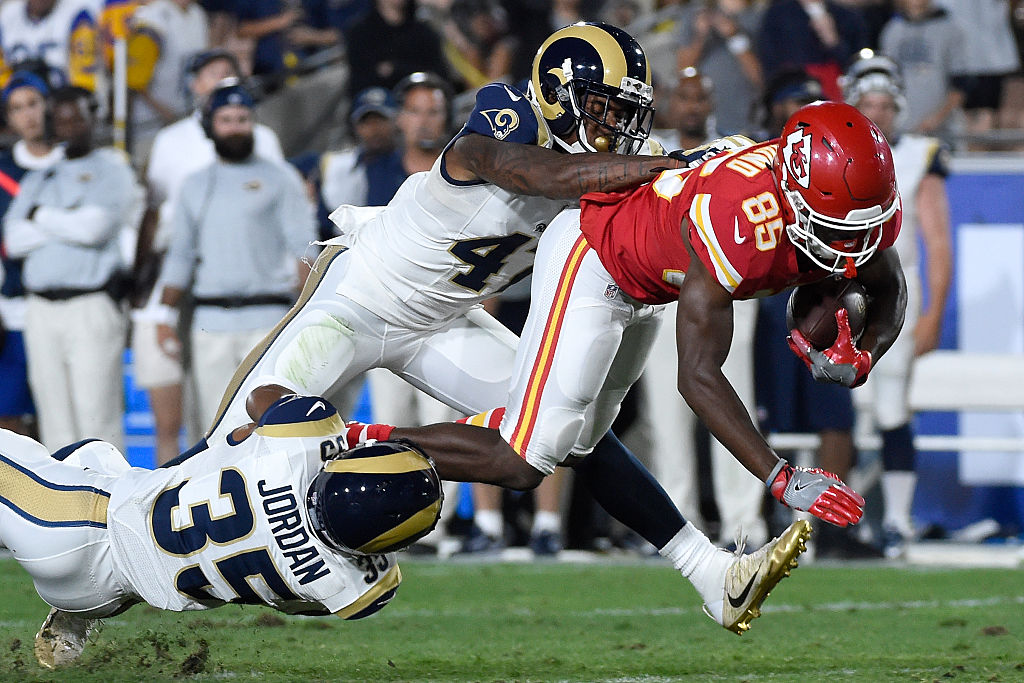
[767,351,1024,454]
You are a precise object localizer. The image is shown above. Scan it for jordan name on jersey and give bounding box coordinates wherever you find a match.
[107,428,396,616]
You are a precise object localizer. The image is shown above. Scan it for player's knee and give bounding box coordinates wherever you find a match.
[273,311,357,391]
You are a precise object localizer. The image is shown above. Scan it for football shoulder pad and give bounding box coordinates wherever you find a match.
[462,82,546,147]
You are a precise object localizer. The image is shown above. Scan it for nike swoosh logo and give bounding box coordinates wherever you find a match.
[793,481,813,492]
[307,401,326,417]
[727,572,759,608]
[503,85,522,102]
[733,217,746,244]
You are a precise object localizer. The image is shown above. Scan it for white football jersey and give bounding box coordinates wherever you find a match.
[890,134,946,272]
[128,0,209,128]
[0,0,97,88]
[329,82,663,330]
[105,425,399,617]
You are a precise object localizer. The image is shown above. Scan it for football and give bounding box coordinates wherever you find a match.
[786,278,869,350]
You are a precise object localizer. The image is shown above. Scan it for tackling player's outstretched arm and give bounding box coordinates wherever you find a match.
[445,133,680,199]
[242,383,544,490]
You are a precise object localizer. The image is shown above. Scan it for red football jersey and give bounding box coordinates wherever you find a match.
[579,140,901,305]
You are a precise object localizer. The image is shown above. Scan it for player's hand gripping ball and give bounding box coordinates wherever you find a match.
[786,278,872,387]
[786,277,868,350]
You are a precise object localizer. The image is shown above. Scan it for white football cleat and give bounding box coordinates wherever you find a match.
[711,520,812,635]
[34,608,96,669]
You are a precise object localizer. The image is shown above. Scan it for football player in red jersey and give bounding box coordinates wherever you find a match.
[346,100,906,633]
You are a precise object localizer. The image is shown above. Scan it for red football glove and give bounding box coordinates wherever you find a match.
[787,308,872,388]
[766,459,865,527]
[344,421,395,448]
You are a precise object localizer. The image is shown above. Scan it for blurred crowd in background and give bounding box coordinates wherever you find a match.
[3,0,1024,156]
[0,0,1022,560]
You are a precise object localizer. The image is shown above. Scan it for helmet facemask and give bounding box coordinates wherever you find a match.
[781,179,897,273]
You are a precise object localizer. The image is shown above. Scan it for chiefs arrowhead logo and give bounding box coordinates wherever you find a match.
[480,108,520,140]
[782,128,812,189]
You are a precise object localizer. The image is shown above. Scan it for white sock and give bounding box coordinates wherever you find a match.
[659,522,733,622]
[531,511,561,535]
[881,470,917,535]
[475,509,503,538]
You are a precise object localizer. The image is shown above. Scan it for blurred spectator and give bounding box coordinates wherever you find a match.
[879,0,967,143]
[551,0,585,29]
[844,52,952,558]
[197,0,237,47]
[136,50,284,464]
[125,0,210,162]
[643,70,766,549]
[498,0,552,82]
[850,0,899,49]
[651,67,717,149]
[286,0,369,61]
[758,0,868,99]
[600,0,640,28]
[320,85,401,208]
[344,0,448,97]
[0,0,100,92]
[751,66,825,140]
[307,0,371,35]
[442,0,517,93]
[0,73,63,438]
[155,80,316,426]
[613,1,690,93]
[675,0,763,135]
[934,0,1020,140]
[751,69,879,558]
[234,0,300,80]
[4,86,142,451]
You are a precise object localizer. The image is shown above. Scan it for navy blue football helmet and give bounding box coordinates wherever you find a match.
[529,22,654,154]
[306,440,443,556]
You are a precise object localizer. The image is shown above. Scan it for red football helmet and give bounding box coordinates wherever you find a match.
[772,101,900,273]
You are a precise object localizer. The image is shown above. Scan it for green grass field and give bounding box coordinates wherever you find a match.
[1,557,1022,682]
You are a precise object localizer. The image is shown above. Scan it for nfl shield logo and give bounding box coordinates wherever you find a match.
[604,283,620,300]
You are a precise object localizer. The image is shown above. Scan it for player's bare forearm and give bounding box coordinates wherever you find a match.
[674,257,778,481]
[854,248,907,362]
[392,423,543,490]
[449,134,680,199]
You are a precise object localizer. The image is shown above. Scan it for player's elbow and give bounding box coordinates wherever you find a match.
[677,366,715,411]
[492,439,544,490]
[505,462,545,490]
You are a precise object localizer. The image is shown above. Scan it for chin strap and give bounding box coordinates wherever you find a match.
[552,135,588,154]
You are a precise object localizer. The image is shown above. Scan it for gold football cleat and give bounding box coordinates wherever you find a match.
[714,519,812,635]
[34,608,96,669]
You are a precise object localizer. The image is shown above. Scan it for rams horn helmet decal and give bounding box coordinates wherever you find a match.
[306,440,443,556]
